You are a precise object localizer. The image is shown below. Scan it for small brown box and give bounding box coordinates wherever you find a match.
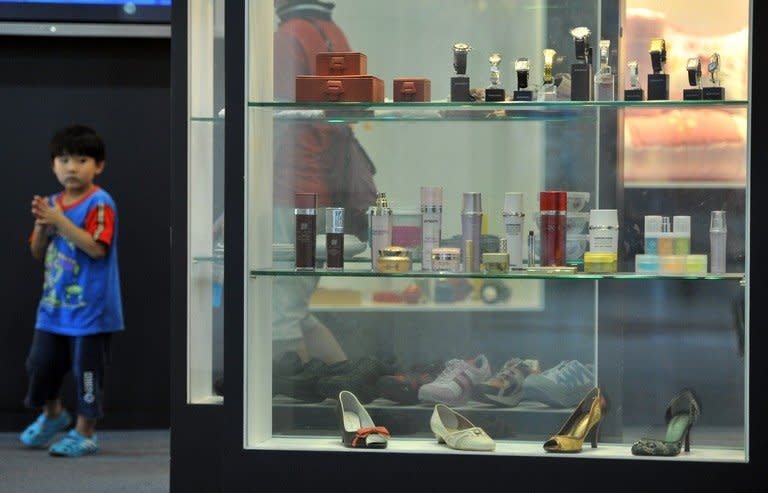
[393,78,432,102]
[315,52,367,76]
[296,75,385,103]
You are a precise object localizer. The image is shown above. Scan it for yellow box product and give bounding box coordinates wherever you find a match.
[583,252,617,273]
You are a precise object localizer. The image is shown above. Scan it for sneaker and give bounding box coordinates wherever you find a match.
[474,358,541,407]
[522,360,594,408]
[49,429,99,457]
[19,410,72,448]
[417,355,492,406]
[376,361,444,405]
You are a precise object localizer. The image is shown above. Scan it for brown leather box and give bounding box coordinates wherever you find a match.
[315,52,367,76]
[296,75,385,103]
[393,77,432,102]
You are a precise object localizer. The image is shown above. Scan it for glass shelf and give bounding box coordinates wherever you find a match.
[249,99,747,123]
[250,267,745,282]
[190,116,225,123]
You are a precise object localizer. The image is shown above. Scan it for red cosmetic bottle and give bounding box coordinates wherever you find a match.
[540,191,567,266]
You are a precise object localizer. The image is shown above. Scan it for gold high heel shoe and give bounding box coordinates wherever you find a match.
[543,387,607,453]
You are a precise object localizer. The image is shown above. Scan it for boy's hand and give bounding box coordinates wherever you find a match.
[31,195,64,227]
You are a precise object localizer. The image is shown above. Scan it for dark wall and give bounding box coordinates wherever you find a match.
[0,35,170,429]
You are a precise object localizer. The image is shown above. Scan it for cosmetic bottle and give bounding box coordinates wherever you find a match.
[710,210,727,274]
[503,192,525,270]
[658,216,673,255]
[420,186,443,271]
[644,215,662,254]
[673,215,691,255]
[588,209,619,253]
[370,192,393,271]
[539,191,567,266]
[461,192,483,272]
[528,230,535,266]
[325,207,344,270]
[294,192,317,271]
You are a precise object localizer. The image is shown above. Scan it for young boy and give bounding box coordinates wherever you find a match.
[20,124,123,457]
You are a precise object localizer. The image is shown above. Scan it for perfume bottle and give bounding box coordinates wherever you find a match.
[593,39,615,101]
[710,210,727,274]
[461,192,483,272]
[539,191,567,266]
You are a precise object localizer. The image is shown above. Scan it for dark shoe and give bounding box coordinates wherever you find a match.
[376,361,444,405]
[336,390,389,448]
[631,389,701,457]
[274,358,330,402]
[317,356,396,404]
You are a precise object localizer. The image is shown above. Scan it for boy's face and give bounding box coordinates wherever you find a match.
[52,153,104,195]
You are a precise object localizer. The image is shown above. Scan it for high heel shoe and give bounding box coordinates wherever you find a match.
[543,387,607,453]
[631,388,701,457]
[336,390,390,448]
[430,404,495,451]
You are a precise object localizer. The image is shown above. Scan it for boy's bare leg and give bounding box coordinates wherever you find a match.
[76,415,97,438]
[43,399,63,418]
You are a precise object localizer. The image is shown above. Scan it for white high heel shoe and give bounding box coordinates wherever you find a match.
[430,404,495,451]
[337,390,389,448]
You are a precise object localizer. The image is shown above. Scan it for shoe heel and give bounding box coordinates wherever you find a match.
[435,433,445,444]
[588,421,601,449]
[684,428,691,452]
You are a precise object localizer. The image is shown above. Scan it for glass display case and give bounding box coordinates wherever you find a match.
[187,0,225,404]
[173,0,757,490]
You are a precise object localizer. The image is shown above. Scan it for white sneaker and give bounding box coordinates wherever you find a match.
[522,359,594,408]
[418,355,492,406]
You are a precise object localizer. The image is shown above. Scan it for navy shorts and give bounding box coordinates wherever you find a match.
[24,330,112,419]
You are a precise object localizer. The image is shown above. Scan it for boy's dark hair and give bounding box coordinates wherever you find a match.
[49,125,105,162]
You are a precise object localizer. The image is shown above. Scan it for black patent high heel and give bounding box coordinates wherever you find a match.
[336,390,390,448]
[631,388,701,457]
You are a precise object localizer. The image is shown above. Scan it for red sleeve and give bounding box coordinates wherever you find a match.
[84,202,115,247]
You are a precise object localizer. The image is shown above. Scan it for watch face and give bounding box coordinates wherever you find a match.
[570,26,591,40]
[489,53,502,65]
[453,42,470,53]
[687,57,700,71]
[515,58,530,72]
[649,38,665,54]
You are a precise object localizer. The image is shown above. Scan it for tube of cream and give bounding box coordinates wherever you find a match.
[420,186,443,271]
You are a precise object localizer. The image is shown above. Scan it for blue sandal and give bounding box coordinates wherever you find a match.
[19,410,72,448]
[49,429,99,457]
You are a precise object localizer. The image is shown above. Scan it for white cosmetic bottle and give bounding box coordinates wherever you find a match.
[370,192,392,271]
[502,192,525,270]
[420,186,443,271]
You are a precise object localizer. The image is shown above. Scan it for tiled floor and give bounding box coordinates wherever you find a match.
[0,430,169,493]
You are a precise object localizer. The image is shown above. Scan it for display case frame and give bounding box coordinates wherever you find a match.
[171,1,766,491]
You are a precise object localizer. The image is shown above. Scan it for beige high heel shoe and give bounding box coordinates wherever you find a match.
[430,404,495,451]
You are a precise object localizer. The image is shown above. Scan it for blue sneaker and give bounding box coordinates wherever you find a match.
[19,410,72,448]
[49,429,99,457]
[522,360,594,408]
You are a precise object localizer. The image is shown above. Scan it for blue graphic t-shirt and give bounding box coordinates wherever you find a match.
[35,186,124,335]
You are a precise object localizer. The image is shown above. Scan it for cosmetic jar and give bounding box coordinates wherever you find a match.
[481,252,510,274]
[685,254,708,275]
[660,255,685,275]
[379,245,412,259]
[635,254,660,273]
[583,252,617,273]
[431,247,461,272]
[376,256,412,273]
